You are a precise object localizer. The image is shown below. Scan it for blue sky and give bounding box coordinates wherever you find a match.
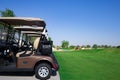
[0,0,120,46]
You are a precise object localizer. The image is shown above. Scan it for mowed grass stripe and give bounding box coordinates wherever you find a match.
[54,48,120,80]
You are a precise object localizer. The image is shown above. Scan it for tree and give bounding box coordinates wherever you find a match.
[92,44,98,49]
[61,40,69,48]
[117,45,120,48]
[0,8,15,17]
[69,45,75,49]
[86,45,91,48]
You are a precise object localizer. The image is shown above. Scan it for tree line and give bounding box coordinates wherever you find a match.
[55,40,120,50]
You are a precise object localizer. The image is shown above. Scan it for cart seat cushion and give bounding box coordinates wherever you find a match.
[34,37,40,50]
[16,51,32,57]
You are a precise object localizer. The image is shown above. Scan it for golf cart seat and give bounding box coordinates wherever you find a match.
[16,37,40,57]
[16,51,32,57]
[34,37,40,50]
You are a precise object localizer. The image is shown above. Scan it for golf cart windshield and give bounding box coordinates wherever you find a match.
[0,27,7,41]
[0,24,13,46]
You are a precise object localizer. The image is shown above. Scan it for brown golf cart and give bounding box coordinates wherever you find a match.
[0,17,59,80]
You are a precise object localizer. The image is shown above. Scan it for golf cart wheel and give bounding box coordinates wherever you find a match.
[35,63,52,80]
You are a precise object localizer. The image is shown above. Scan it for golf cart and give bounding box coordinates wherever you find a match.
[0,17,59,80]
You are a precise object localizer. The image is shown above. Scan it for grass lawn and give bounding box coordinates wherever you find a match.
[54,48,120,80]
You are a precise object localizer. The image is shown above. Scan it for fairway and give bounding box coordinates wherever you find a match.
[54,49,120,80]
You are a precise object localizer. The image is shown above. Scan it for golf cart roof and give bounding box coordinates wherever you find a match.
[0,17,46,27]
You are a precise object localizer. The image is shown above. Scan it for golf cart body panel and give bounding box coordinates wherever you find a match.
[17,54,55,68]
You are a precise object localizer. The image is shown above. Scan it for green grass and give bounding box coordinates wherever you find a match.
[54,48,120,80]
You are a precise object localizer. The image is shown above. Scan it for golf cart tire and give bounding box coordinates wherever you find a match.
[35,63,52,80]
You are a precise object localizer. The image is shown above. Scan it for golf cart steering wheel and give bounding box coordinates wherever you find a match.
[9,38,19,47]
